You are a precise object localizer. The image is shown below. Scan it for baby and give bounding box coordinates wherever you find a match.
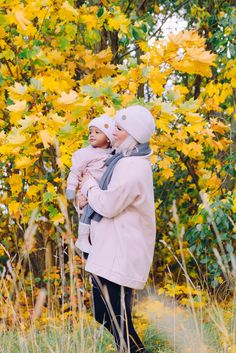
[66,114,114,254]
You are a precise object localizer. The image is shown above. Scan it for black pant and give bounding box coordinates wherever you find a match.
[91,275,148,353]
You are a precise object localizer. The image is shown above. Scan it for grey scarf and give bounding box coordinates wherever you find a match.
[80,142,152,224]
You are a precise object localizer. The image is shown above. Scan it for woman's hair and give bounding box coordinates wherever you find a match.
[115,135,138,156]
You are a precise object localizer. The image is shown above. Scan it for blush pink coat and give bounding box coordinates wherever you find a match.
[81,155,156,290]
[66,145,111,193]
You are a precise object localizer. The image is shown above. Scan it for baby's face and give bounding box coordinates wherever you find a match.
[89,126,110,149]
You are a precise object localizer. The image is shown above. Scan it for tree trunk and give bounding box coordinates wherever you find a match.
[45,237,53,309]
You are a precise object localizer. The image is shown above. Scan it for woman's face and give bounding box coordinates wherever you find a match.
[113,124,129,147]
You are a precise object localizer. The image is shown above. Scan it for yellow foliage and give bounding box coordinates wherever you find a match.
[57,90,78,105]
[0,1,234,316]
[15,10,31,31]
[107,11,130,33]
[8,201,21,219]
[147,68,167,96]
[7,100,27,112]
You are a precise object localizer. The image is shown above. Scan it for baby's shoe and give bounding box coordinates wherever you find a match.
[75,222,92,253]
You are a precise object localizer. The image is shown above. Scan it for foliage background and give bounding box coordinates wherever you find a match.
[0,0,235,326]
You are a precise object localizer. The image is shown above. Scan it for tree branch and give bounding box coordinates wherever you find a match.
[118,0,189,62]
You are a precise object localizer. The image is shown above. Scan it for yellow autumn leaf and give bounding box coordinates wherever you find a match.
[61,1,78,17]
[39,130,55,148]
[8,82,28,95]
[180,142,203,158]
[138,41,150,52]
[173,58,213,77]
[7,130,27,145]
[56,154,71,168]
[120,93,136,107]
[80,14,99,31]
[8,174,22,195]
[15,11,31,30]
[185,123,205,134]
[150,154,157,164]
[7,100,27,112]
[178,99,200,114]
[45,49,65,65]
[26,185,43,198]
[0,27,6,38]
[232,197,236,213]
[103,106,116,117]
[51,213,65,224]
[186,47,216,65]
[170,85,189,104]
[8,201,21,219]
[210,119,230,134]
[48,113,67,129]
[148,68,166,96]
[156,118,171,132]
[15,156,37,169]
[108,13,130,33]
[42,76,60,91]
[169,30,206,48]
[160,167,174,179]
[204,174,221,190]
[204,98,222,112]
[185,113,203,124]
[0,131,6,142]
[158,158,173,170]
[57,90,78,105]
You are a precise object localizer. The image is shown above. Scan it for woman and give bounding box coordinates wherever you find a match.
[79,105,156,353]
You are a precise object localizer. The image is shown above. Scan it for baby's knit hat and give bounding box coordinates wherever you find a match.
[115,105,155,143]
[88,114,115,145]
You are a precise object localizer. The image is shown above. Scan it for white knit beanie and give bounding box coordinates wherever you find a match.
[88,114,115,145]
[115,105,155,143]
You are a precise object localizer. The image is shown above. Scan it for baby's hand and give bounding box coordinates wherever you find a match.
[74,191,88,210]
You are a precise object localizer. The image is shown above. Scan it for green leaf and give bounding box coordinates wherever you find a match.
[141,24,147,33]
[58,37,70,50]
[0,15,7,25]
[19,47,39,59]
[220,233,229,240]
[6,97,14,106]
[226,243,234,253]
[33,59,47,67]
[0,49,15,60]
[48,205,58,217]
[0,74,3,86]
[132,28,140,40]
[189,244,196,252]
[43,192,54,203]
[97,7,104,18]
[211,278,219,288]
[112,96,122,106]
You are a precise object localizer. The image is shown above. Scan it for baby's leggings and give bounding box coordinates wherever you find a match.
[91,275,149,353]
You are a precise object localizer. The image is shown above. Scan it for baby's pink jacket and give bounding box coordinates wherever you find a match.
[81,154,156,290]
[66,145,111,193]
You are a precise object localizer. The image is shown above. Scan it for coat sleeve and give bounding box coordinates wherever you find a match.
[66,150,87,192]
[81,172,141,218]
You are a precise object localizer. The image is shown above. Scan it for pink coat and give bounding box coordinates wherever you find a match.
[66,145,111,193]
[81,155,156,289]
